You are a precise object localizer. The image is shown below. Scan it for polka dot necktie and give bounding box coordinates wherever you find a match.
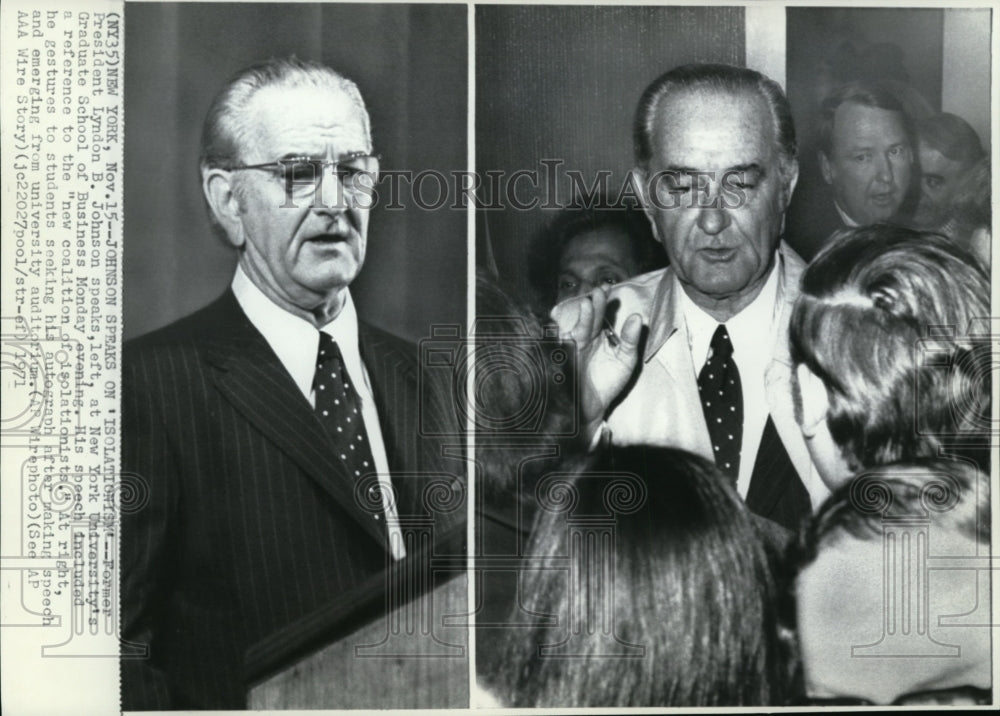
[314,332,376,483]
[698,324,743,483]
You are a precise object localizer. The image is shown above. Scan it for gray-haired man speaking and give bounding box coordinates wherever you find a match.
[553,63,829,531]
[121,57,458,709]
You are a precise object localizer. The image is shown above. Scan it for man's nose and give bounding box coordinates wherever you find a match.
[874,153,895,184]
[311,168,350,214]
[573,279,597,298]
[696,204,732,235]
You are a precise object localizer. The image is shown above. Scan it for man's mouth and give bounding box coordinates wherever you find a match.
[701,247,737,262]
[306,233,350,244]
[869,192,896,207]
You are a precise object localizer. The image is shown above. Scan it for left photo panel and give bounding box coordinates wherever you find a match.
[122,2,470,710]
[0,1,470,712]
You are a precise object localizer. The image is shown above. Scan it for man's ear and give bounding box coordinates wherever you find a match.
[818,150,833,185]
[203,168,244,247]
[795,362,831,438]
[782,157,800,209]
[630,166,661,242]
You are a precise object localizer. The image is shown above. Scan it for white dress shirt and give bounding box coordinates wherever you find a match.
[232,266,405,560]
[678,255,781,499]
[579,243,828,511]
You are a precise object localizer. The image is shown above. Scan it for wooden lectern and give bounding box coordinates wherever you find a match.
[246,525,468,709]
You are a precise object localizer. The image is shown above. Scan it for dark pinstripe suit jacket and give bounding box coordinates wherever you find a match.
[120,290,463,710]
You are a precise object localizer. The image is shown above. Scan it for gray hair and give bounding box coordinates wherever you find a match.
[199,56,371,171]
[633,63,797,176]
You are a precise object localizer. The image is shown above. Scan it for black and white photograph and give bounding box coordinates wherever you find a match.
[473,2,993,709]
[119,2,469,710]
[0,1,996,714]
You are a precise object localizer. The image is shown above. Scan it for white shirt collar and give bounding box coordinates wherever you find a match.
[678,251,781,368]
[834,201,860,228]
[231,265,368,403]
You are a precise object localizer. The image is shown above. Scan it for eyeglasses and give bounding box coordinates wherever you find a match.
[226,152,380,200]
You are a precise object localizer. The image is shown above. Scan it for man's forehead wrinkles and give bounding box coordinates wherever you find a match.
[246,85,371,158]
[661,165,700,174]
[653,125,776,173]
[840,138,904,152]
[275,124,366,141]
[268,127,369,156]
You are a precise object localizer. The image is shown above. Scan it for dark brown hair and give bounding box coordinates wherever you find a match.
[482,446,790,706]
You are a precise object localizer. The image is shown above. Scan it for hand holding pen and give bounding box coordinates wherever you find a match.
[550,287,644,441]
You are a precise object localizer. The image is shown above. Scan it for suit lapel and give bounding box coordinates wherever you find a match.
[744,416,811,531]
[653,276,714,458]
[203,292,389,549]
[745,417,791,514]
[358,324,418,473]
[358,323,425,518]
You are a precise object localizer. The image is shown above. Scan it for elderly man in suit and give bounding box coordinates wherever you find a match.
[121,58,461,710]
[552,63,829,531]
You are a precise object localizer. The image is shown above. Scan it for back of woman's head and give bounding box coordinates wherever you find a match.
[790,226,990,470]
[787,458,990,704]
[796,457,988,569]
[473,271,581,499]
[484,446,786,706]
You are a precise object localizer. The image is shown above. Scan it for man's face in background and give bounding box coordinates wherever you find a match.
[555,227,641,303]
[820,102,912,225]
[913,141,969,229]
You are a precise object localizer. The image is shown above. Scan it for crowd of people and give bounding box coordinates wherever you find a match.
[788,67,990,265]
[478,63,992,707]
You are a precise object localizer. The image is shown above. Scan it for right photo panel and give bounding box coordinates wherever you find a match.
[474,3,993,709]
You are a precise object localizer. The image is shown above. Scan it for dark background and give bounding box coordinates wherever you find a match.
[476,5,745,302]
[124,3,467,342]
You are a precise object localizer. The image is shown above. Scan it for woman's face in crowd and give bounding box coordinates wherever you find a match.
[555,228,641,303]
